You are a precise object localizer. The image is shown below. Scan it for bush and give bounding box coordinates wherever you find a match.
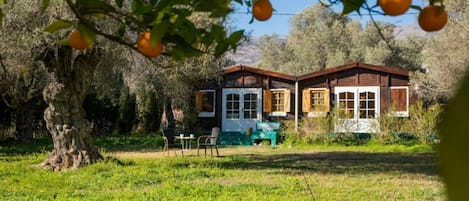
[378,101,442,145]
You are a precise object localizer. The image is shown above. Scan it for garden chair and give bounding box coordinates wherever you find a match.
[197,127,220,157]
[161,128,176,156]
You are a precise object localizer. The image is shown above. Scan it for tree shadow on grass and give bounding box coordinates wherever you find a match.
[219,152,438,176]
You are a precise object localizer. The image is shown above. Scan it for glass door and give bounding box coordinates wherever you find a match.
[222,88,262,132]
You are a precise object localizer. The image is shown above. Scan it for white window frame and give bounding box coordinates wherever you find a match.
[198,89,216,118]
[389,86,409,117]
[307,88,329,117]
[269,89,288,117]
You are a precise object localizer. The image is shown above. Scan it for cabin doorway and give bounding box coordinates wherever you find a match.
[221,88,262,132]
[334,86,380,133]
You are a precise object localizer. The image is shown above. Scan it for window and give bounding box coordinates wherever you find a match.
[338,91,355,118]
[243,93,258,119]
[390,86,409,117]
[359,92,376,119]
[263,89,291,116]
[302,88,330,116]
[225,93,239,119]
[195,90,215,117]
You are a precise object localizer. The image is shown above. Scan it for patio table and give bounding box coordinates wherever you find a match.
[175,134,195,156]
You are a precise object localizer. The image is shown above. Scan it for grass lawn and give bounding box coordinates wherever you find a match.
[0,137,445,200]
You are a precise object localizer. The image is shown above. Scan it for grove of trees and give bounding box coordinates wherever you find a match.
[255,4,425,76]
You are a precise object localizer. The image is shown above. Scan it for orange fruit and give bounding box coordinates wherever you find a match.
[136,32,164,58]
[252,0,273,21]
[69,30,92,50]
[418,5,448,32]
[379,0,412,16]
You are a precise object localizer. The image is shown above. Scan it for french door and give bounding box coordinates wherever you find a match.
[222,88,262,132]
[334,87,380,133]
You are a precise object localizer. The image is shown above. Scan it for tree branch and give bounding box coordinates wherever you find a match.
[64,0,137,51]
[364,1,395,51]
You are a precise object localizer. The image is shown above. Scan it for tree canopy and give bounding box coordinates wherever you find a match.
[255,4,424,75]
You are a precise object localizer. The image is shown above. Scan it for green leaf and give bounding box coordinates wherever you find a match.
[77,23,96,45]
[131,0,152,15]
[227,30,244,45]
[0,0,6,6]
[438,71,469,201]
[169,38,204,60]
[342,0,364,15]
[57,38,71,46]
[150,22,168,46]
[76,0,116,14]
[177,21,198,44]
[410,5,422,12]
[44,20,74,33]
[214,41,229,58]
[41,0,50,13]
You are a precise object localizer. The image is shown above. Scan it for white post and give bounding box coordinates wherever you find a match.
[294,80,299,132]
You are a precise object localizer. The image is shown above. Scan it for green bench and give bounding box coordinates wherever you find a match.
[250,121,280,148]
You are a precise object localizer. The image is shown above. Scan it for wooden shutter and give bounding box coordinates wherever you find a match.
[391,88,407,112]
[284,90,291,112]
[263,90,272,112]
[195,91,204,112]
[323,89,330,112]
[302,89,311,112]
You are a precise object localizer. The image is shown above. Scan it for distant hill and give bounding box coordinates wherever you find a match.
[228,24,430,66]
[226,38,260,66]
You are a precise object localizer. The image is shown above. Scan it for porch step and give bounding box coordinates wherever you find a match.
[218,131,252,146]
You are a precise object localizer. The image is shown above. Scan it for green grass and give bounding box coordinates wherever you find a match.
[0,137,445,201]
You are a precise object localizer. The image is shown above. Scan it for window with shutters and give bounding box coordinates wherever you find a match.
[302,88,330,117]
[390,86,409,117]
[195,90,215,117]
[264,89,290,117]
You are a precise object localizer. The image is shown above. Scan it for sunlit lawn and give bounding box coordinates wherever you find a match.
[0,138,445,200]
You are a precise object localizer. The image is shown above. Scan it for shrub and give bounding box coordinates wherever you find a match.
[377,101,442,145]
[407,101,441,144]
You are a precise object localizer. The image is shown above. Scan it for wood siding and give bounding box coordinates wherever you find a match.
[197,63,413,131]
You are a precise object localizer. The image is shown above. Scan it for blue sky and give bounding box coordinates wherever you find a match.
[230,0,427,37]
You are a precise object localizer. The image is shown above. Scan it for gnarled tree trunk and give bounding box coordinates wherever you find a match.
[37,46,102,171]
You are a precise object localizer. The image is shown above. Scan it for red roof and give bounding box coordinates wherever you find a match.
[223,65,296,81]
[298,62,409,80]
[224,62,409,81]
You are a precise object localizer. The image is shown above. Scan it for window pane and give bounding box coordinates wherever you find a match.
[360,101,366,109]
[339,92,345,99]
[359,110,366,118]
[360,92,366,99]
[347,92,354,99]
[369,101,375,109]
[368,92,375,99]
[368,110,375,118]
[347,101,354,109]
[201,92,214,112]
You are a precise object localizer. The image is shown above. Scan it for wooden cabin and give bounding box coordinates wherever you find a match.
[298,62,416,133]
[195,62,416,134]
[195,65,296,132]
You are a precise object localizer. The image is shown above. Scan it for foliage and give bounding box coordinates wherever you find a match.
[38,0,245,59]
[255,4,424,75]
[283,102,440,146]
[413,1,469,103]
[377,101,442,145]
